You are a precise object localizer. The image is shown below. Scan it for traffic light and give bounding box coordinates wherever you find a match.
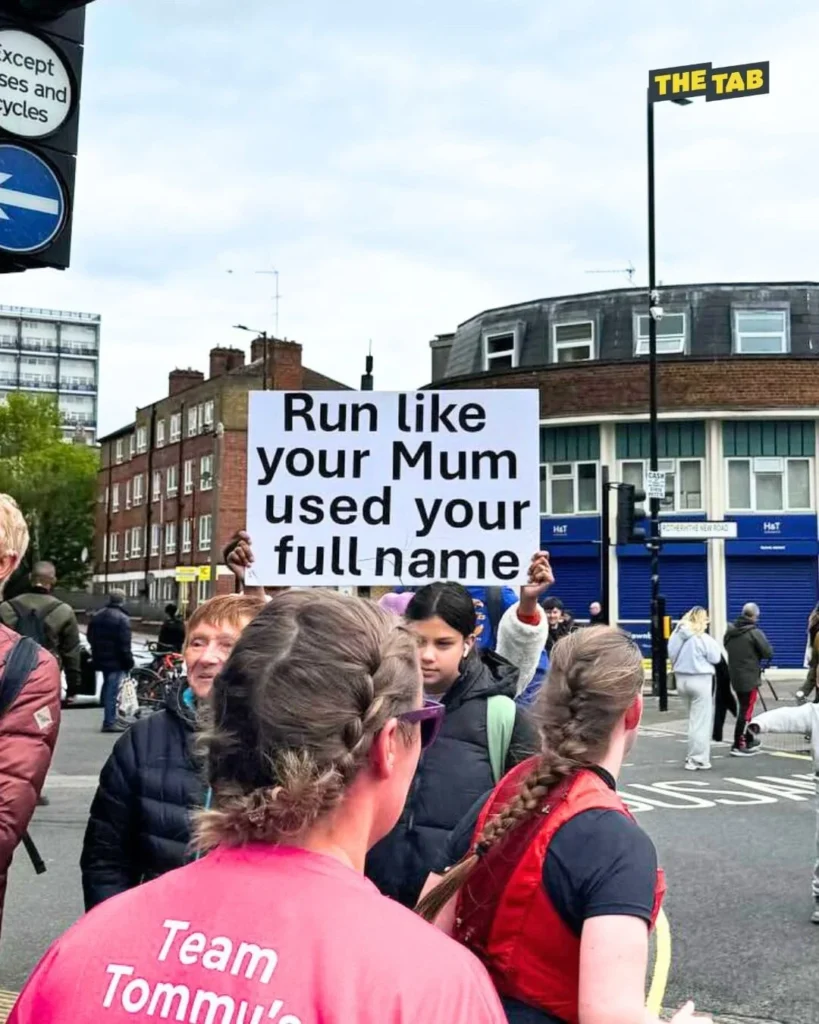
[0,0,94,272]
[616,483,648,545]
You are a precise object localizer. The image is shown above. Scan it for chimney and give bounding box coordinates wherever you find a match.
[169,368,205,396]
[360,348,374,391]
[429,333,455,382]
[251,336,303,390]
[250,336,268,365]
[227,348,245,372]
[209,346,245,379]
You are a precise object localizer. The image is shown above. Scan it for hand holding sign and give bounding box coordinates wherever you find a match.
[519,551,554,617]
[224,530,254,581]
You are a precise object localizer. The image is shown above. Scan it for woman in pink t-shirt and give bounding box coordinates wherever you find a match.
[11,590,504,1024]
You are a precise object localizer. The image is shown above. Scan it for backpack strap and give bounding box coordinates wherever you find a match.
[0,637,40,717]
[11,596,62,622]
[484,587,504,642]
[486,694,517,784]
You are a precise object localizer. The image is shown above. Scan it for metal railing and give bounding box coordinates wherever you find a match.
[0,304,100,323]
[60,345,98,357]
[19,340,58,354]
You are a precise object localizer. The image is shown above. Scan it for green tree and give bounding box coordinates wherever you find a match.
[0,392,98,590]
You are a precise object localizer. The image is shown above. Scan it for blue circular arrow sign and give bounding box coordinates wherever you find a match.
[0,144,65,254]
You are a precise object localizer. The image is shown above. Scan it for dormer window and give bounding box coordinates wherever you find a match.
[482,326,521,371]
[552,321,594,363]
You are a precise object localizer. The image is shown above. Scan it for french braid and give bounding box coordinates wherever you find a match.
[415,625,643,923]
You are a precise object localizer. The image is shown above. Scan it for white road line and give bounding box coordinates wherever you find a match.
[43,774,99,789]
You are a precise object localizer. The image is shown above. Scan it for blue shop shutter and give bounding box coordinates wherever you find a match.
[548,556,601,621]
[726,556,818,669]
[618,556,708,622]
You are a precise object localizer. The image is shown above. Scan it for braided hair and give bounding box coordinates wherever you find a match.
[415,626,644,923]
[194,589,420,851]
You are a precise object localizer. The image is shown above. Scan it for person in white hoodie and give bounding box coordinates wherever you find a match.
[668,607,724,771]
[749,703,819,923]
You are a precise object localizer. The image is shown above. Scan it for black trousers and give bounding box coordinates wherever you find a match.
[733,689,759,749]
[801,649,819,701]
[712,667,738,742]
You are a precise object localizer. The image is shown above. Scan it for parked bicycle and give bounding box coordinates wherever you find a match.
[128,642,186,714]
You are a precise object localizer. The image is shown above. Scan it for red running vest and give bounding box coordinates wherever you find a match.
[451,759,666,1024]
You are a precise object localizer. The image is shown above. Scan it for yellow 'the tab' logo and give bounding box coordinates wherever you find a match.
[648,61,769,103]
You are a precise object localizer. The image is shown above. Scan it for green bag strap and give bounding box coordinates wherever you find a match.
[487,694,517,784]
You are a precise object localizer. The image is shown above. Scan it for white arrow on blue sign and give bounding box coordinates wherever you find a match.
[0,144,65,254]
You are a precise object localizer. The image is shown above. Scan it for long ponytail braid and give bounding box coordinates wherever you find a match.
[415,626,644,923]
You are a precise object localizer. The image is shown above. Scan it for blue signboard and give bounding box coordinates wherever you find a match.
[540,516,600,558]
[726,514,818,541]
[0,145,66,254]
[725,514,818,555]
[541,516,600,543]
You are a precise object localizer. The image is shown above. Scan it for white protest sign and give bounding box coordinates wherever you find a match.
[246,389,540,587]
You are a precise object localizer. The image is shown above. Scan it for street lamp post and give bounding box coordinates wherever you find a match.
[646,89,692,712]
[646,94,662,707]
[646,59,769,708]
[234,324,269,390]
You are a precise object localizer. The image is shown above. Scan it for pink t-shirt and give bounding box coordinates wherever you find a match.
[10,844,504,1024]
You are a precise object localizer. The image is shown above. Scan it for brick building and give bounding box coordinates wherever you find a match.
[93,337,349,608]
[430,282,819,665]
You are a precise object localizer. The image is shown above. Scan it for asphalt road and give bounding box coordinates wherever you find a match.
[0,696,814,1023]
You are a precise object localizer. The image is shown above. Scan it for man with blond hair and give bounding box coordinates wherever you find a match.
[0,494,61,939]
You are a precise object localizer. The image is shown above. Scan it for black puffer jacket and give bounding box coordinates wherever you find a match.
[80,686,204,910]
[365,649,538,907]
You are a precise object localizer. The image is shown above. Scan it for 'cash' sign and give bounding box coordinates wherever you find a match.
[246,389,540,587]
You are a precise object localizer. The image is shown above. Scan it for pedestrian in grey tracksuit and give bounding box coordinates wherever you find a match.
[668,607,723,770]
[750,705,819,923]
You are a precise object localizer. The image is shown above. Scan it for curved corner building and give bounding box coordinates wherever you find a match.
[428,281,819,667]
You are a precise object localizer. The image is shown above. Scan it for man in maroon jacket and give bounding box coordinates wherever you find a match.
[0,494,61,939]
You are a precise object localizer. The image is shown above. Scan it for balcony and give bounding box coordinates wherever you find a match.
[60,344,98,359]
[61,413,96,427]
[0,372,17,386]
[59,376,97,392]
[0,335,17,350]
[20,340,58,355]
[19,377,58,391]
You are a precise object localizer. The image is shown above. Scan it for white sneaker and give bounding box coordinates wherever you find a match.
[685,759,712,771]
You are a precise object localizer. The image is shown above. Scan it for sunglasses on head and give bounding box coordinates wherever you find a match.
[397,698,446,750]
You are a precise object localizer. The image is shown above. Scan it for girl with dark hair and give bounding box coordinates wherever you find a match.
[365,554,550,908]
[416,627,709,1024]
[12,591,505,1024]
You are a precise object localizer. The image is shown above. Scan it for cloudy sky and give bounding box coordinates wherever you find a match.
[5,0,816,434]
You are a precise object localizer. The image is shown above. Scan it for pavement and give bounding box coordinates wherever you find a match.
[0,686,815,1023]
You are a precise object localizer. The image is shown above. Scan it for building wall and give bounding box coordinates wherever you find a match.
[535,412,819,664]
[432,283,819,667]
[437,356,819,418]
[93,339,349,609]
